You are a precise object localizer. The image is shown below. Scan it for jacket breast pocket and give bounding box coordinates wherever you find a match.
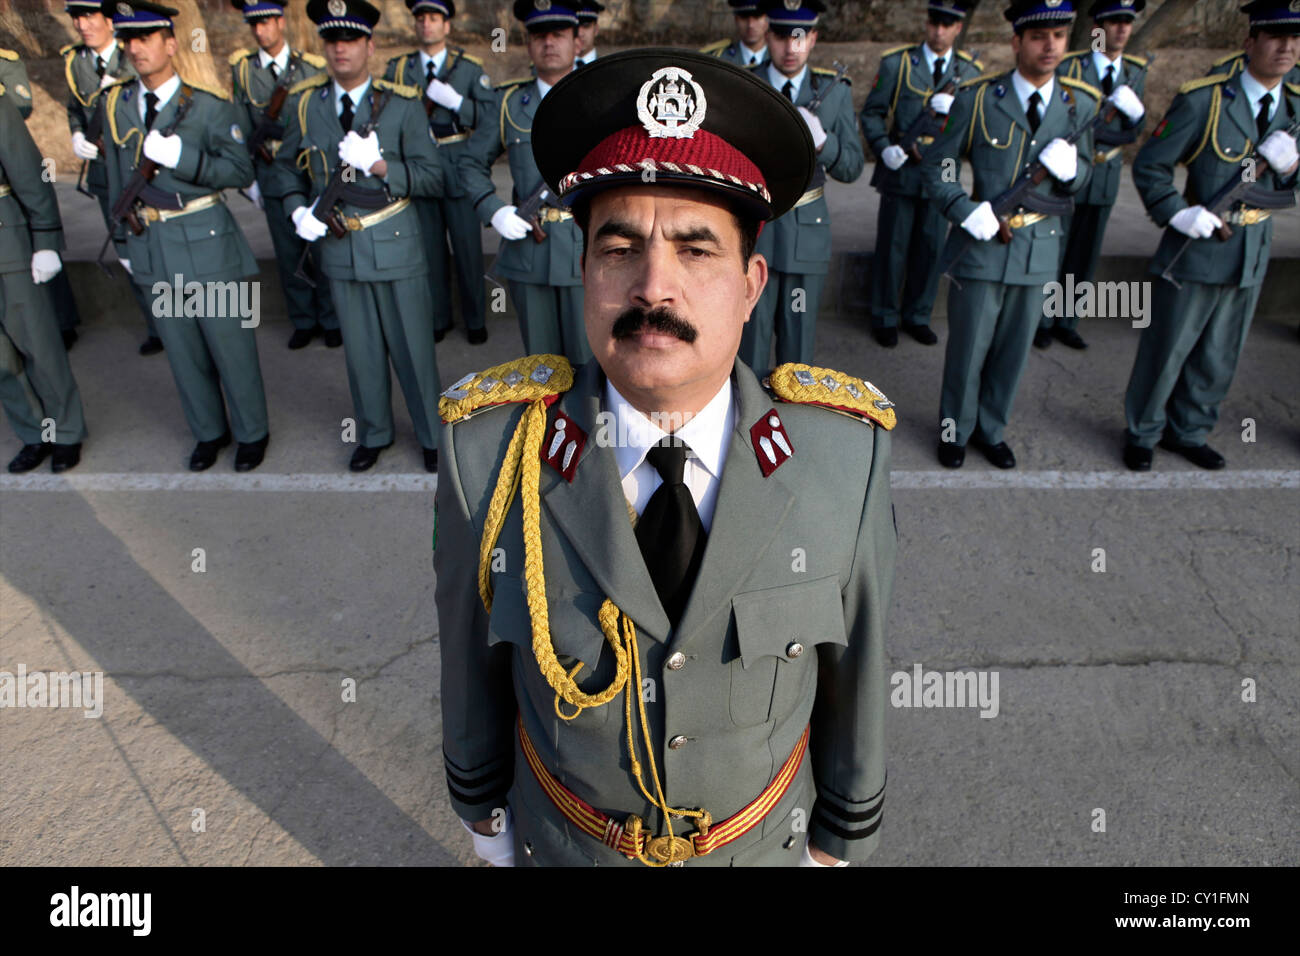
[486,575,613,727]
[371,218,423,271]
[1027,217,1062,275]
[182,217,241,278]
[793,201,831,265]
[728,574,848,728]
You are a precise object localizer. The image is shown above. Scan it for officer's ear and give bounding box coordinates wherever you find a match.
[744,251,768,316]
[366,37,376,59]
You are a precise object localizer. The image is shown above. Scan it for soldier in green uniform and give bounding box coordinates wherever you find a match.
[738,0,864,370]
[575,1,603,68]
[1038,0,1149,350]
[0,49,32,120]
[1122,0,1299,472]
[228,0,340,350]
[384,0,493,346]
[1,79,87,473]
[100,1,270,472]
[269,0,445,473]
[436,48,896,868]
[861,0,983,349]
[458,0,588,364]
[1208,43,1300,85]
[923,0,1100,469]
[700,1,770,68]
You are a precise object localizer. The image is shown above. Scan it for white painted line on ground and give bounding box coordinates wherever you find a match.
[2,469,1298,493]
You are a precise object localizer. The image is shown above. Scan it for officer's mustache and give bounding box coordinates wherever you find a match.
[611,306,698,344]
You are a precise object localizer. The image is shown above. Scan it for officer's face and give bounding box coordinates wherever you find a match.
[1097,17,1133,55]
[124,30,178,83]
[325,35,375,85]
[577,21,598,56]
[250,15,285,54]
[415,11,450,46]
[72,12,113,50]
[768,28,817,78]
[583,186,766,415]
[924,16,963,56]
[1011,25,1069,80]
[1243,30,1300,83]
[735,13,768,47]
[527,26,578,77]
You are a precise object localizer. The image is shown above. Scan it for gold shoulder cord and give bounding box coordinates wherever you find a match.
[1186,84,1222,166]
[66,49,94,108]
[464,355,712,866]
[106,83,144,164]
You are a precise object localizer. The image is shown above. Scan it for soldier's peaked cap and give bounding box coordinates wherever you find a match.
[1004,0,1077,29]
[1240,0,1300,34]
[577,1,604,22]
[761,0,825,33]
[306,0,380,36]
[104,0,178,34]
[232,0,288,21]
[729,0,762,14]
[66,1,104,14]
[513,0,580,29]
[533,48,815,221]
[1089,0,1144,21]
[929,1,976,20]
[407,0,454,17]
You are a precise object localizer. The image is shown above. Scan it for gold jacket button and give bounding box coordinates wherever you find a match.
[668,734,688,750]
[786,641,804,659]
[666,652,686,671]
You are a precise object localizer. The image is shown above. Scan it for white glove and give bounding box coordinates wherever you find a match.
[245,179,264,209]
[1109,84,1145,123]
[337,130,383,175]
[292,201,329,241]
[461,809,515,867]
[143,129,182,169]
[1169,205,1223,239]
[71,130,99,160]
[491,204,532,241]
[118,257,132,276]
[31,250,62,284]
[799,841,850,867]
[1037,137,1078,182]
[99,73,116,89]
[881,144,908,171]
[797,106,827,150]
[1258,129,1300,174]
[961,201,1000,241]
[426,78,464,112]
[929,91,955,115]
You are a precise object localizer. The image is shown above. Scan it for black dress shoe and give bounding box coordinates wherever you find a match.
[423,447,438,473]
[349,443,392,472]
[189,431,232,472]
[287,326,318,350]
[901,322,938,345]
[433,327,448,344]
[1052,327,1088,350]
[972,437,1016,469]
[62,329,79,351]
[937,441,965,468]
[139,335,164,356]
[7,443,50,473]
[872,327,899,348]
[324,328,343,348]
[1158,437,1226,470]
[1123,443,1152,472]
[51,443,81,473]
[466,327,488,345]
[1032,328,1052,349]
[235,435,269,472]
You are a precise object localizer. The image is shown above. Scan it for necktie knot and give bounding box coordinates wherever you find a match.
[646,440,689,486]
[269,61,279,79]
[426,61,436,82]
[95,56,106,78]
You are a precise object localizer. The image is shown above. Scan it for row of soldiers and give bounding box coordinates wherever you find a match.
[1,0,1297,476]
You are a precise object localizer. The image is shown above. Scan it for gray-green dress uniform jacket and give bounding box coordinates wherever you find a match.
[861,43,984,198]
[922,71,1099,285]
[64,40,137,199]
[1059,50,1149,207]
[457,77,584,288]
[700,38,768,69]
[436,357,896,866]
[228,46,328,192]
[1208,50,1300,87]
[0,49,32,119]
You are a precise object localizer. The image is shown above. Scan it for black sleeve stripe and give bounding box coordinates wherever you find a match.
[818,774,886,808]
[446,781,510,806]
[443,749,511,776]
[813,808,883,841]
[818,798,884,825]
[444,762,510,790]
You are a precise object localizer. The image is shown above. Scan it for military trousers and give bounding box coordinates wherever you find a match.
[871,192,946,329]
[0,268,86,445]
[262,193,337,332]
[417,194,486,335]
[1123,278,1260,449]
[95,189,161,339]
[741,270,824,371]
[506,280,588,365]
[329,274,442,450]
[940,279,1041,447]
[1043,202,1113,333]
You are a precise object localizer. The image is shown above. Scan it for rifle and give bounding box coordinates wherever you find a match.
[423,45,464,124]
[939,93,1125,285]
[1159,115,1300,289]
[1093,50,1157,149]
[293,88,394,286]
[75,97,107,200]
[806,59,849,114]
[95,85,196,270]
[247,58,300,164]
[484,180,558,289]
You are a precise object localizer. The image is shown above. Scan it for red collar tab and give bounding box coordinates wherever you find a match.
[750,408,794,477]
[542,409,587,482]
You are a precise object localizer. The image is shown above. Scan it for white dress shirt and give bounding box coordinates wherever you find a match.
[258,42,291,75]
[766,62,807,101]
[1239,69,1282,125]
[419,47,447,79]
[922,42,949,82]
[536,76,556,101]
[606,378,734,534]
[740,44,768,67]
[1011,70,1055,121]
[577,48,597,66]
[93,39,119,73]
[334,76,372,118]
[1091,50,1123,89]
[137,73,180,123]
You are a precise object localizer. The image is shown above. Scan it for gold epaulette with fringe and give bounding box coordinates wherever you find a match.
[374,77,418,98]
[288,73,328,96]
[767,364,896,430]
[440,355,574,424]
[183,77,230,101]
[1179,74,1229,96]
[300,51,325,68]
[229,48,252,66]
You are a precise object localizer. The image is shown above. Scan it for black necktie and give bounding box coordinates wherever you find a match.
[143,91,158,130]
[1101,65,1114,95]
[1257,93,1273,140]
[782,79,794,102]
[339,92,353,132]
[1027,90,1042,134]
[933,57,945,88]
[269,61,279,80]
[426,61,436,85]
[635,440,707,628]
[95,56,106,78]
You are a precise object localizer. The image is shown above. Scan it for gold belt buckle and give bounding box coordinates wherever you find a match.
[139,205,160,224]
[644,834,696,864]
[1240,208,1267,225]
[343,213,364,231]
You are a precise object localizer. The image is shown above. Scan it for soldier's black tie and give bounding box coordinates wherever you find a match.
[1101,65,1114,95]
[636,439,707,628]
[426,60,436,85]
[269,61,279,80]
[1257,93,1273,141]
[143,91,158,130]
[95,56,106,79]
[933,56,945,88]
[782,79,794,102]
[339,92,354,132]
[1026,90,1042,134]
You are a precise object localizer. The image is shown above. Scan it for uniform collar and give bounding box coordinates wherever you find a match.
[922,43,949,74]
[419,47,447,76]
[258,43,291,73]
[1238,69,1282,121]
[93,39,119,67]
[137,73,180,120]
[536,75,556,100]
[605,377,734,485]
[766,62,807,100]
[334,75,372,112]
[1091,49,1122,83]
[577,48,597,65]
[1011,69,1054,115]
[741,43,768,67]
